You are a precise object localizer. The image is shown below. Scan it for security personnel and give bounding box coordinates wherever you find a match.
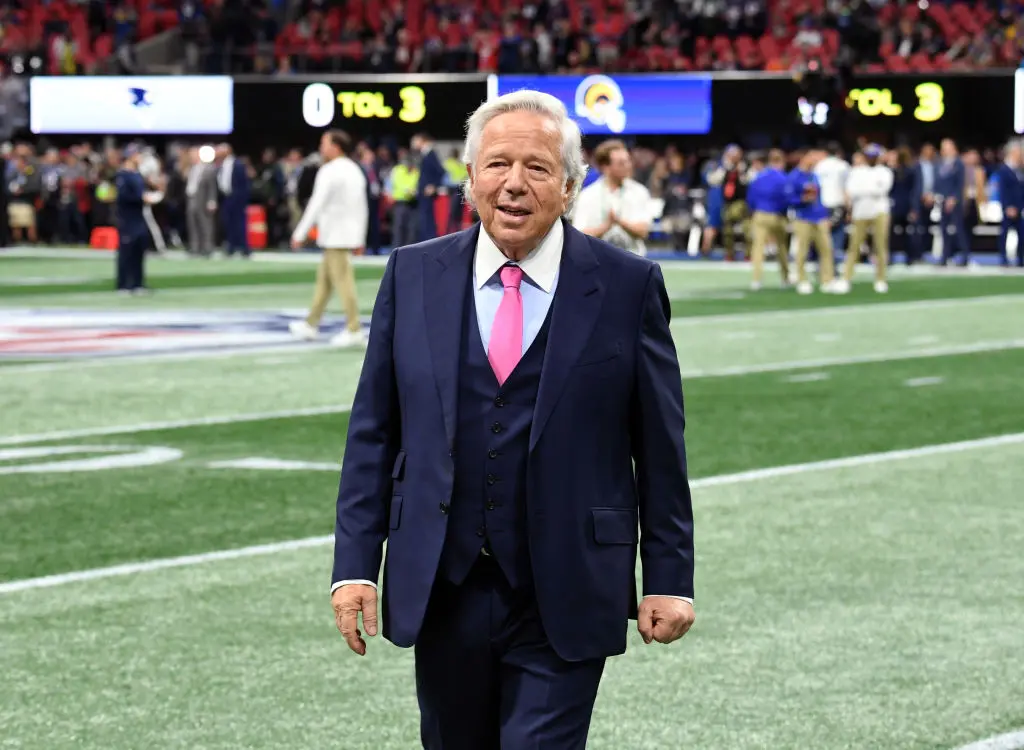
[386,149,419,248]
[788,149,836,294]
[746,149,791,290]
[935,138,969,266]
[443,147,468,234]
[114,145,154,295]
[993,140,1023,267]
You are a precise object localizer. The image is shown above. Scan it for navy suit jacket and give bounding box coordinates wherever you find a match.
[224,160,250,209]
[935,159,965,207]
[416,149,445,199]
[994,163,1023,212]
[331,220,694,662]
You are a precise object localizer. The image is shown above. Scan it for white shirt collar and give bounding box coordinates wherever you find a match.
[474,219,563,293]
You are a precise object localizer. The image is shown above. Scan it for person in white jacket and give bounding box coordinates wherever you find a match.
[289,129,369,348]
[838,144,894,294]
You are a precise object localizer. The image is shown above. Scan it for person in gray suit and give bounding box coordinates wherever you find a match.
[185,147,217,256]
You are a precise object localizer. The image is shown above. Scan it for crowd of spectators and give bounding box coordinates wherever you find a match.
[0,0,1021,78]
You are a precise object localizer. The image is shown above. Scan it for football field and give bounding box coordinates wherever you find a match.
[1,248,1023,750]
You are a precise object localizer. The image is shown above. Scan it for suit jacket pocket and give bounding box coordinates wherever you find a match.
[574,340,622,368]
[591,507,638,545]
[389,495,403,530]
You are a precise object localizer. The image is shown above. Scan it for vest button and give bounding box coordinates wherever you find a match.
[439,502,450,514]
[475,527,485,537]
[491,422,502,434]
[486,473,496,485]
[494,396,505,407]
[488,449,498,459]
[486,500,496,511]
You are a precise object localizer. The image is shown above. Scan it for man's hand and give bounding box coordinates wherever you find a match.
[1007,207,1018,219]
[290,237,302,251]
[332,584,378,656]
[944,196,956,212]
[637,596,695,645]
[608,208,618,226]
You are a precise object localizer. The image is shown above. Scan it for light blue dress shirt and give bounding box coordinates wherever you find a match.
[472,220,563,355]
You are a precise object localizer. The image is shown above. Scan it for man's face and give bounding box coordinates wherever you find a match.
[605,148,631,183]
[921,144,935,161]
[941,139,956,159]
[468,110,571,259]
[1007,146,1022,167]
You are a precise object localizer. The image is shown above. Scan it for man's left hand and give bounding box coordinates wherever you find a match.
[638,596,695,645]
[290,238,301,251]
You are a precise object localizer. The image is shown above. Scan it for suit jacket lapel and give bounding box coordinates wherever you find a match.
[530,222,603,451]
[422,226,477,448]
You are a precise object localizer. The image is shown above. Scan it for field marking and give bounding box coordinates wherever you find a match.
[2,430,1022,596]
[679,339,1024,378]
[669,294,1024,327]
[813,333,841,342]
[208,457,340,471]
[0,405,353,447]
[783,372,830,383]
[905,376,945,387]
[953,730,1024,750]
[909,335,941,346]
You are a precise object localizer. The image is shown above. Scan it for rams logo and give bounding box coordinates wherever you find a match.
[574,75,626,133]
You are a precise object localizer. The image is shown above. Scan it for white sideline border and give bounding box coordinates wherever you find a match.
[1,431,1022,596]
[953,730,1024,750]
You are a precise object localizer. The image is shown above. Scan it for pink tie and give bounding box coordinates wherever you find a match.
[488,265,524,385]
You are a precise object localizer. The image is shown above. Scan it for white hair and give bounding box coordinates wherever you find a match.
[462,89,588,215]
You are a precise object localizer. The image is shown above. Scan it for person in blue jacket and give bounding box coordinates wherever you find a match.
[114,145,155,295]
[747,148,791,290]
[993,140,1023,267]
[787,148,836,293]
[935,138,970,265]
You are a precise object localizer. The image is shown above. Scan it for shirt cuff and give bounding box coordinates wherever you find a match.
[331,579,377,593]
[644,595,694,605]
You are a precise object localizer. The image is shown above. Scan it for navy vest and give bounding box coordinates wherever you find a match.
[438,271,553,590]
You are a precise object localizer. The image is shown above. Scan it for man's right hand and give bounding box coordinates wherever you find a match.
[332,584,378,656]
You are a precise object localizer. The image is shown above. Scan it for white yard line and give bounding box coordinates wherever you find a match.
[669,293,1024,326]
[0,405,353,447]
[952,730,1024,750]
[1,430,1021,595]
[680,339,1024,378]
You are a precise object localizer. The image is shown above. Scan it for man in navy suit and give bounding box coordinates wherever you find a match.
[215,143,251,257]
[994,140,1023,267]
[935,138,969,266]
[413,131,446,242]
[330,90,696,749]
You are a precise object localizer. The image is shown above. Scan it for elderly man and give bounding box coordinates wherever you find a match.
[330,90,695,749]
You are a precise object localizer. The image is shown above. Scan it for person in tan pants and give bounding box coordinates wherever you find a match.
[838,145,894,294]
[747,149,791,290]
[288,129,370,347]
[789,149,836,293]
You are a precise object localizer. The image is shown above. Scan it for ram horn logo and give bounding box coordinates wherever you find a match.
[574,75,626,133]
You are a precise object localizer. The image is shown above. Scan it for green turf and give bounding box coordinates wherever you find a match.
[2,249,1023,749]
[0,263,384,297]
[3,348,1022,582]
[1,443,1022,750]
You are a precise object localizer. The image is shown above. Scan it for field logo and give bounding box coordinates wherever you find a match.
[0,445,182,474]
[0,309,371,360]
[574,75,626,133]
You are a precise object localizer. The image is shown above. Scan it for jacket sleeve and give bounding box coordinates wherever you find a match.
[909,166,922,207]
[331,250,401,585]
[631,264,695,599]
